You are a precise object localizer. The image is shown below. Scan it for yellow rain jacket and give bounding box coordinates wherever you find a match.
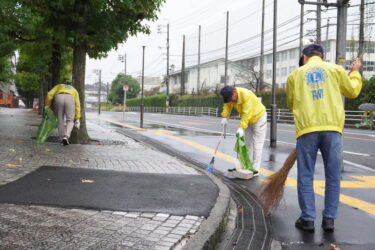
[45,84,81,120]
[221,87,266,129]
[286,56,362,138]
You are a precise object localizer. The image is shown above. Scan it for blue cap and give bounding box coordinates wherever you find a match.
[220,86,234,103]
[302,44,324,57]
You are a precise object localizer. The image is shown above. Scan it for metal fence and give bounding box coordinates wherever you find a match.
[266,109,373,129]
[125,106,373,129]
[127,106,219,117]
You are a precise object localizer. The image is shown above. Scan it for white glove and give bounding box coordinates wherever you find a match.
[74,120,80,129]
[236,128,244,137]
[221,118,228,126]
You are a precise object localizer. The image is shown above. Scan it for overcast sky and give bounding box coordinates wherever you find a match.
[85,0,372,85]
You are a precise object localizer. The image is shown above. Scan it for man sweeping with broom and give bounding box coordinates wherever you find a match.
[277,44,362,232]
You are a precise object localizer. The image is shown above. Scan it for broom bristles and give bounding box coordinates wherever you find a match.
[258,149,297,214]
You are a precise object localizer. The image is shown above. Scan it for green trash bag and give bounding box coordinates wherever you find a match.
[36,107,57,144]
[234,133,256,172]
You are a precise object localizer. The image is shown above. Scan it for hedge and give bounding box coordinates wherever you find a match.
[125,86,372,111]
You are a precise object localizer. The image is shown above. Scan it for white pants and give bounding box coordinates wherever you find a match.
[244,113,267,171]
[54,93,75,139]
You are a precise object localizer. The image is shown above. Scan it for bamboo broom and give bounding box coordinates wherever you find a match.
[258,149,297,214]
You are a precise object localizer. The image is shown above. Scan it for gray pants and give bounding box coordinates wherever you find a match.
[54,93,75,139]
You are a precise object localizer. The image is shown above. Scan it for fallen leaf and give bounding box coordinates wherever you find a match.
[9,148,16,152]
[45,148,50,152]
[81,178,95,183]
[6,164,17,168]
[16,140,26,143]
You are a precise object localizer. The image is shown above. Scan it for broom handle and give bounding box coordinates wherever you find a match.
[213,126,227,155]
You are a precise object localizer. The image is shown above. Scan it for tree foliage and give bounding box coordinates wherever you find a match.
[109,73,140,104]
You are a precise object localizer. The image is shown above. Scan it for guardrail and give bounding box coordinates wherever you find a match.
[127,106,219,117]
[124,106,373,129]
[266,109,373,129]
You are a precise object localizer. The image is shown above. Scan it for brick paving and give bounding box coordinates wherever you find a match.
[0,108,208,249]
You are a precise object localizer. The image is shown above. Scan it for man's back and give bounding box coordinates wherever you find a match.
[286,56,362,138]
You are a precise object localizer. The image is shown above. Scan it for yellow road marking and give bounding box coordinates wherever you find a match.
[344,136,375,142]
[97,116,375,215]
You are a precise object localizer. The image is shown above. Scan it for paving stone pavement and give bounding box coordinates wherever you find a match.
[0,108,209,249]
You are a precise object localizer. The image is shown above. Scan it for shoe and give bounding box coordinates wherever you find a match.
[253,171,259,177]
[322,217,334,232]
[61,136,69,146]
[295,218,315,232]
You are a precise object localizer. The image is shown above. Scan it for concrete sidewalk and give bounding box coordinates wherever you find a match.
[0,108,230,250]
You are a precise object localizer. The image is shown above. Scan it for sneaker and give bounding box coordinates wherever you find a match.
[61,136,69,146]
[322,217,334,232]
[295,218,315,232]
[253,171,259,177]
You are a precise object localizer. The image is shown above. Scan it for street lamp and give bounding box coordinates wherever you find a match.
[140,46,145,128]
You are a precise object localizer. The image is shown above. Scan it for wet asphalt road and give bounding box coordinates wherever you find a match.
[87,111,375,249]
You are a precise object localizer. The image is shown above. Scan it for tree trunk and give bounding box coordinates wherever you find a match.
[69,41,90,144]
[50,42,61,86]
[69,0,90,144]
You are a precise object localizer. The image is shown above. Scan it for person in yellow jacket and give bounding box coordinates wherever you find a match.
[45,81,81,146]
[286,44,362,232]
[220,86,267,176]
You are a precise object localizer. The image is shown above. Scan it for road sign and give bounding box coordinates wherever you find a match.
[123,85,129,91]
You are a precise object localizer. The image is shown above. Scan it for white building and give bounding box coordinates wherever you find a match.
[240,39,375,89]
[168,58,254,95]
[168,40,375,93]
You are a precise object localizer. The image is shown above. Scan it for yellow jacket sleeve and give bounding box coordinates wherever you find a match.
[286,72,295,111]
[45,85,59,106]
[221,102,233,118]
[73,91,81,120]
[339,70,362,99]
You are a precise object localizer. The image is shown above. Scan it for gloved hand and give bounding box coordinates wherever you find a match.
[74,120,80,129]
[236,128,244,137]
[221,118,228,126]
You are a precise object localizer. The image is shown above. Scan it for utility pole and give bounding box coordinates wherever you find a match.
[181,35,185,95]
[140,46,145,128]
[166,23,170,107]
[299,4,304,54]
[224,11,229,86]
[124,53,127,75]
[336,0,349,174]
[106,82,109,105]
[118,53,126,75]
[158,23,170,108]
[260,0,265,93]
[336,1,348,67]
[270,0,278,148]
[358,0,365,75]
[325,18,330,59]
[97,70,101,115]
[197,25,201,95]
[316,0,322,44]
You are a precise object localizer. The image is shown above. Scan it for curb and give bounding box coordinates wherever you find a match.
[181,169,231,250]
[115,128,231,250]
